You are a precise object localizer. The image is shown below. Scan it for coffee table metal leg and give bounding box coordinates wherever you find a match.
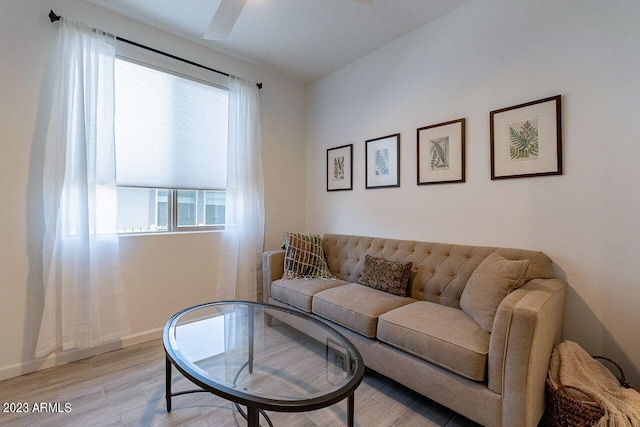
[165,356,172,412]
[248,304,254,373]
[347,393,355,427]
[247,406,259,427]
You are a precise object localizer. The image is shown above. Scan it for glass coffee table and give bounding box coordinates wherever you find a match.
[163,301,364,426]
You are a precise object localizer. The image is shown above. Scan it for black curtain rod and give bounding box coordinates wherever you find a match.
[48,10,262,90]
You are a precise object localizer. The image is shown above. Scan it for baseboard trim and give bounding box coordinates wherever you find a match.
[0,327,164,381]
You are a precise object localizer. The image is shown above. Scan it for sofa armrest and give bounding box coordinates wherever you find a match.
[262,250,285,303]
[488,278,566,427]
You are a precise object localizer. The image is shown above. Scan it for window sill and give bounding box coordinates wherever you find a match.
[118,229,224,237]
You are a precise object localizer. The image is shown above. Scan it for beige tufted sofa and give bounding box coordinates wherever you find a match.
[262,234,567,427]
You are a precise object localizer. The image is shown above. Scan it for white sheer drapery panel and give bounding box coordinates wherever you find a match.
[219,77,265,301]
[36,18,130,357]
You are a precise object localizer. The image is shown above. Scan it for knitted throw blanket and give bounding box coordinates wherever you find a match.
[549,341,640,427]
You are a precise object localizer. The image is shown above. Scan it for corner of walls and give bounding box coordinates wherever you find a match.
[304,0,640,385]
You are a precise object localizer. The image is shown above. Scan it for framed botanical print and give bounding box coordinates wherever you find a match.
[327,144,353,191]
[417,118,465,185]
[365,133,400,189]
[490,95,562,180]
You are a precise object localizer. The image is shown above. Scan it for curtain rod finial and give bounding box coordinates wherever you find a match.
[49,10,61,23]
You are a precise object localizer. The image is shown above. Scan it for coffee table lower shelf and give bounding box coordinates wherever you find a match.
[165,354,357,427]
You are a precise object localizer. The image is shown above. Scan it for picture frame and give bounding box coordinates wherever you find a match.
[490,95,562,180]
[326,144,353,191]
[417,118,465,185]
[365,133,400,189]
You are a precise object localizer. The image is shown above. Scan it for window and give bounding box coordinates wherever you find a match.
[114,58,229,233]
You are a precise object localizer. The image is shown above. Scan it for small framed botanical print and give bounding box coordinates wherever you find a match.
[417,118,465,185]
[365,133,400,189]
[327,144,353,191]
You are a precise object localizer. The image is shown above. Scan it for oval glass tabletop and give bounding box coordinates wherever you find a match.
[163,301,364,412]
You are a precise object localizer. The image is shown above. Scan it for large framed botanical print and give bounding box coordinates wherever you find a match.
[490,95,562,180]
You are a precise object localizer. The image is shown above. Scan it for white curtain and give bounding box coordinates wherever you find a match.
[36,18,130,357]
[219,77,265,301]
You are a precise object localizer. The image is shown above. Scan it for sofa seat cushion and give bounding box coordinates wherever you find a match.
[271,278,349,312]
[312,283,417,338]
[377,301,490,381]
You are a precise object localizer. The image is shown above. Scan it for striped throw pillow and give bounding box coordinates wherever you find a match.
[283,233,335,280]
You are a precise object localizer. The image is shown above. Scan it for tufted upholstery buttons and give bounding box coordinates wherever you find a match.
[320,233,555,306]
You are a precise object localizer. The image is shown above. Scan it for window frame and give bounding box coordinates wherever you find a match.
[171,189,226,233]
[116,187,226,234]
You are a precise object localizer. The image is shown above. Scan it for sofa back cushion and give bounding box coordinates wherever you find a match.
[322,234,554,309]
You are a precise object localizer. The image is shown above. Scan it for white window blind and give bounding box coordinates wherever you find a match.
[114,58,228,190]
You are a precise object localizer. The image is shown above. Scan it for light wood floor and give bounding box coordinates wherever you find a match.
[0,338,481,427]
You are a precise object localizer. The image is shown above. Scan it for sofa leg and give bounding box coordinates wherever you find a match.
[364,367,382,377]
[264,312,273,327]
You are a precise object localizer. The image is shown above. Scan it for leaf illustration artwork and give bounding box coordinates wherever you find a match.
[333,156,345,181]
[375,148,389,176]
[430,136,450,171]
[508,118,539,162]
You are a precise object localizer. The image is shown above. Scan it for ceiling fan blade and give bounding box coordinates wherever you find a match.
[204,0,247,40]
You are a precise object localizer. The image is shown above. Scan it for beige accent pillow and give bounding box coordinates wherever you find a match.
[460,252,530,333]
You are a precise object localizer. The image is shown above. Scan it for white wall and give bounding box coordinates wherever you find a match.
[306,0,640,384]
[0,0,306,378]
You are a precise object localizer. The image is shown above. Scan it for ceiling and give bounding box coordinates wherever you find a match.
[86,0,471,83]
